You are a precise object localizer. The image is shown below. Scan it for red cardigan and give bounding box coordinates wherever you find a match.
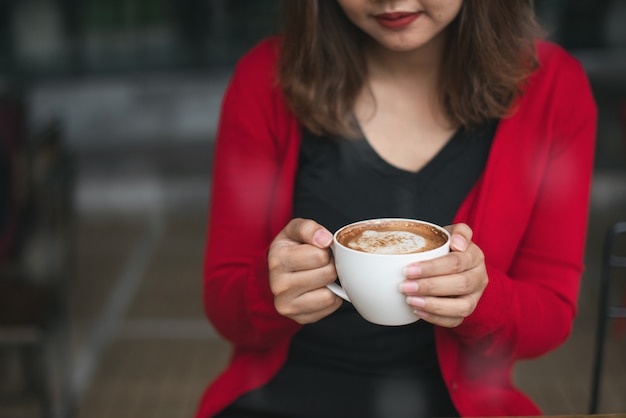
[196,37,597,417]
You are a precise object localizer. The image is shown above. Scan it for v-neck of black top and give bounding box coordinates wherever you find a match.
[354,124,465,176]
[351,126,466,190]
[292,119,498,233]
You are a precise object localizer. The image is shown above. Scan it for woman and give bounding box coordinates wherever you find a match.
[196,1,596,417]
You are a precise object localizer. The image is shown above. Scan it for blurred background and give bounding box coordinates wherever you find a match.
[0,1,625,417]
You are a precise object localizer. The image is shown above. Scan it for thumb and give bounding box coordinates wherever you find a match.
[284,218,333,248]
[312,229,334,248]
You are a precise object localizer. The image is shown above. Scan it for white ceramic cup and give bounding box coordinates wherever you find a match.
[329,218,450,326]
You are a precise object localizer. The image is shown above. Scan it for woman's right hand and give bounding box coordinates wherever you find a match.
[268,218,342,324]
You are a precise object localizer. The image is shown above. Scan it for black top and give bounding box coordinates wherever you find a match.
[217,120,497,418]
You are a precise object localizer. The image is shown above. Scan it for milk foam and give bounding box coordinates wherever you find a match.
[348,230,426,254]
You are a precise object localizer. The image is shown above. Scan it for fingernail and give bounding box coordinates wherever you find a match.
[314,230,333,247]
[404,265,421,277]
[451,235,467,251]
[413,309,429,318]
[407,297,426,308]
[399,281,418,293]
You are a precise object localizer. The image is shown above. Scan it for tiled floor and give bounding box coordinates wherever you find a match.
[70,213,224,418]
[76,339,229,418]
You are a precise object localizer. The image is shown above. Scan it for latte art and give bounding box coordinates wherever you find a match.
[348,230,426,254]
[336,219,448,255]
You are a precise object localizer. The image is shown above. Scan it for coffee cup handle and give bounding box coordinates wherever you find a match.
[328,243,351,302]
[326,282,351,302]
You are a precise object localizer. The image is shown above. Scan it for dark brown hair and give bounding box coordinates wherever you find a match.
[278,0,545,137]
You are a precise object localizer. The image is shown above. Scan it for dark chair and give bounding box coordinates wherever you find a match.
[0,116,76,418]
[589,221,626,414]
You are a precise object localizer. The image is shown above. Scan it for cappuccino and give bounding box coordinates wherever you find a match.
[337,220,447,254]
[330,218,451,325]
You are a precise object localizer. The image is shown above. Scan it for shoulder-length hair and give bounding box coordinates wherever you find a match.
[278,0,545,137]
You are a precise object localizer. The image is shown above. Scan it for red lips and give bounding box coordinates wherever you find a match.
[374,12,421,29]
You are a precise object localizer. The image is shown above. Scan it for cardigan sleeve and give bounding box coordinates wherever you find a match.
[202,39,301,349]
[450,44,597,361]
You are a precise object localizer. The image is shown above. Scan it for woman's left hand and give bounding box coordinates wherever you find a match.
[399,223,488,328]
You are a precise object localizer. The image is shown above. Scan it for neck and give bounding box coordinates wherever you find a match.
[356,30,454,131]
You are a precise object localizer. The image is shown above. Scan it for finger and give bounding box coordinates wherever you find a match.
[413,309,464,328]
[270,261,337,297]
[402,272,475,297]
[283,218,333,249]
[407,250,475,279]
[445,223,473,252]
[286,288,343,324]
[269,244,333,273]
[406,293,478,319]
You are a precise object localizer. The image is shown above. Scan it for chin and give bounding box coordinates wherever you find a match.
[380,41,426,53]
[388,44,423,52]
[371,33,430,53]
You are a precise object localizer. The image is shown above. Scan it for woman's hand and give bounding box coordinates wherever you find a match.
[399,223,488,328]
[268,218,342,324]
